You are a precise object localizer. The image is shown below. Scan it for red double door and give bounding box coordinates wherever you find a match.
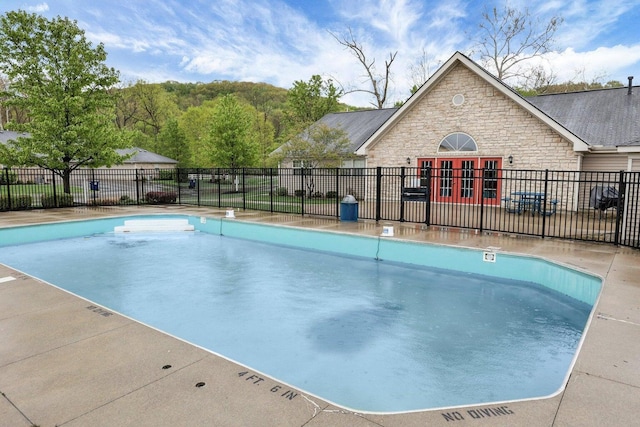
[417,158,502,205]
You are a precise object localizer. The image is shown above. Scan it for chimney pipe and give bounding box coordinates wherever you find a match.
[628,76,633,95]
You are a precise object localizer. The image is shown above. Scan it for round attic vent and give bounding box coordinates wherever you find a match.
[452,94,465,106]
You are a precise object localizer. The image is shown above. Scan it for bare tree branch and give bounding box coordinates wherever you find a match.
[476,5,563,82]
[329,28,397,109]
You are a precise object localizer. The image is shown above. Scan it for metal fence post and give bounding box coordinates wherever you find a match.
[541,169,549,239]
[399,167,406,222]
[479,168,486,233]
[270,167,275,213]
[51,170,57,207]
[425,166,432,226]
[3,167,12,210]
[242,168,246,211]
[614,170,626,246]
[335,167,340,219]
[177,168,182,204]
[300,167,305,216]
[216,168,221,207]
[135,169,140,204]
[375,167,382,221]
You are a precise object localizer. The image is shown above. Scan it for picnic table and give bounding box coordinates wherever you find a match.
[502,192,557,216]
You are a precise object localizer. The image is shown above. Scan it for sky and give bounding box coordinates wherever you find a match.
[1,0,639,107]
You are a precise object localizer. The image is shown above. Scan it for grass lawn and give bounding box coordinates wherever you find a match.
[0,184,83,197]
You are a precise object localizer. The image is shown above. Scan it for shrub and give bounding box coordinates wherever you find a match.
[312,191,323,198]
[0,195,32,211]
[294,189,304,197]
[145,191,177,204]
[119,195,135,205]
[275,187,288,196]
[41,194,74,208]
[325,191,338,199]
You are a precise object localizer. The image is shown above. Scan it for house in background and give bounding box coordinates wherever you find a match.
[275,109,395,198]
[276,108,396,171]
[279,51,637,206]
[357,51,639,174]
[1,131,177,181]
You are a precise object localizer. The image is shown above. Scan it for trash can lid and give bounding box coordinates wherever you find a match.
[342,195,357,203]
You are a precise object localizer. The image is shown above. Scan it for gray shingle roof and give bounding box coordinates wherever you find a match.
[526,86,640,147]
[116,147,178,164]
[313,108,398,152]
[0,130,28,144]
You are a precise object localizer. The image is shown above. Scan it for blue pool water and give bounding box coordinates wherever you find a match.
[0,216,599,412]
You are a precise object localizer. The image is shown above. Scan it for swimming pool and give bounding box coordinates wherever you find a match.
[0,215,601,413]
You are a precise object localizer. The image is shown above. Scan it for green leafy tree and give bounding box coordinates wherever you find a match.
[0,10,129,193]
[206,94,258,169]
[275,123,352,196]
[286,75,343,127]
[157,118,190,167]
[115,80,180,155]
[179,100,217,166]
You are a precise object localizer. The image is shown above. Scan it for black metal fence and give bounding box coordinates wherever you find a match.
[2,166,639,249]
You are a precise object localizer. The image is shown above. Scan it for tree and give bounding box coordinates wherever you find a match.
[286,75,343,126]
[179,100,217,166]
[275,123,352,197]
[475,5,562,83]
[409,48,441,91]
[206,94,257,170]
[157,118,190,167]
[331,28,397,109]
[115,80,179,150]
[0,11,128,193]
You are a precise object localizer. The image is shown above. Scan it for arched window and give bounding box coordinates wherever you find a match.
[438,133,478,152]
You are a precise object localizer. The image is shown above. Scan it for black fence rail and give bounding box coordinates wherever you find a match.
[2,166,639,249]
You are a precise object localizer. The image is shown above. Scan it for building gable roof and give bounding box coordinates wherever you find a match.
[317,108,397,152]
[526,86,640,148]
[273,108,397,156]
[355,51,590,155]
[116,147,178,164]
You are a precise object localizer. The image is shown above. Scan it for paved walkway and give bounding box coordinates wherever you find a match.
[0,206,638,426]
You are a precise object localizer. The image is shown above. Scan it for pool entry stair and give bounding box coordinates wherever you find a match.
[114,218,195,233]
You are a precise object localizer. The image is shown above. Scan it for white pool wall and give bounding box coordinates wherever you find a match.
[0,214,601,305]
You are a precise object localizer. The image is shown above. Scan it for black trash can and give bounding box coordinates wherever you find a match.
[189,179,196,189]
[89,180,99,191]
[340,195,358,221]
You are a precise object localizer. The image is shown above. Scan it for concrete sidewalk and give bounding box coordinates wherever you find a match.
[1,206,638,426]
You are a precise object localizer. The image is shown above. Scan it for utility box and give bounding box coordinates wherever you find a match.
[340,195,358,221]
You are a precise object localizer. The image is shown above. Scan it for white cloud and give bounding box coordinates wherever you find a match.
[544,45,640,83]
[26,2,48,13]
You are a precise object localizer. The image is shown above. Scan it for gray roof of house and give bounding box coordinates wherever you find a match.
[0,130,28,144]
[317,108,398,152]
[116,147,178,164]
[0,131,177,164]
[526,86,640,147]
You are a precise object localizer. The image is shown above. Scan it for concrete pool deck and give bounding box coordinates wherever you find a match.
[0,206,638,427]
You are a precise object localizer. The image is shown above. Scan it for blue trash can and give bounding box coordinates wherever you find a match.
[89,180,99,191]
[340,195,358,221]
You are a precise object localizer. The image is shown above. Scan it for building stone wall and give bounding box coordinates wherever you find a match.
[365,64,578,171]
[364,64,581,208]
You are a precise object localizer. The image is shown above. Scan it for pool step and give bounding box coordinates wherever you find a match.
[114,219,195,233]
